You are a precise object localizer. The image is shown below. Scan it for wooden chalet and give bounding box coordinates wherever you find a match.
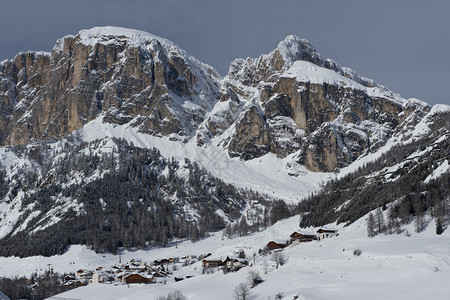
[265,240,287,251]
[64,274,76,282]
[124,273,153,284]
[316,228,338,240]
[76,269,92,280]
[223,256,247,271]
[116,271,127,282]
[63,280,86,289]
[223,256,233,269]
[202,259,223,268]
[290,231,317,243]
[152,270,168,278]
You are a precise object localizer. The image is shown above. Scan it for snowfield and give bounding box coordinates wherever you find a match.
[0,211,448,300]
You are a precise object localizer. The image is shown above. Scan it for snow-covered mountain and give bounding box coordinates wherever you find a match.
[209,35,433,172]
[0,27,449,261]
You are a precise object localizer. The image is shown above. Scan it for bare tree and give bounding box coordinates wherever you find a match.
[375,208,386,234]
[167,290,186,300]
[157,290,187,300]
[234,283,252,300]
[239,216,249,237]
[414,211,425,233]
[367,213,376,237]
[275,292,284,300]
[271,251,287,268]
[248,269,263,288]
[414,198,425,233]
[387,205,401,234]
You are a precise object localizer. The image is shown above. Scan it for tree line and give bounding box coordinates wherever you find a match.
[297,132,450,234]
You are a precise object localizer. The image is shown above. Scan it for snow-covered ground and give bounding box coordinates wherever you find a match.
[1,211,448,300]
[80,116,332,203]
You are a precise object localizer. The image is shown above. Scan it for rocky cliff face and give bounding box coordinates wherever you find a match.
[202,35,430,172]
[0,27,220,146]
[0,28,433,173]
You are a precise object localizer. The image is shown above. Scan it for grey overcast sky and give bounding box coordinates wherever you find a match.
[0,0,448,105]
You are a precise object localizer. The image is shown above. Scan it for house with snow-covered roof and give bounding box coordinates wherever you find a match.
[290,231,317,243]
[222,256,247,271]
[316,228,338,240]
[92,271,105,284]
[76,269,92,280]
[124,273,153,284]
[265,240,288,251]
[202,259,223,268]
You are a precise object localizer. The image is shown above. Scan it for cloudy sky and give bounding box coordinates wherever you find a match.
[1,0,448,105]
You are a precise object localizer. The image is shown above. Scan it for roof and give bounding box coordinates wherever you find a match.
[125,273,146,279]
[266,240,287,250]
[116,271,127,277]
[317,228,338,233]
[268,239,288,245]
[290,231,316,237]
[124,272,152,279]
[202,259,223,263]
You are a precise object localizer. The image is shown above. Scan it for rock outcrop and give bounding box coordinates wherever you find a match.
[211,36,430,172]
[0,27,220,145]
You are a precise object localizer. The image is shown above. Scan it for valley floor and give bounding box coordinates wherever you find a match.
[2,215,449,300]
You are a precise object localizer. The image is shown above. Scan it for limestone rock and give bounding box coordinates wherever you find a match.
[222,35,430,171]
[228,106,272,160]
[0,27,220,145]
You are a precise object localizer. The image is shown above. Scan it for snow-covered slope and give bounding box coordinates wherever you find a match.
[79,116,331,202]
[1,210,448,300]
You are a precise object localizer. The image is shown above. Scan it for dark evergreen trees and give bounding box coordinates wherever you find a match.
[298,132,450,236]
[0,138,274,257]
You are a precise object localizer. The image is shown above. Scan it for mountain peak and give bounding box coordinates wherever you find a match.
[53,26,176,53]
[77,26,169,46]
[276,35,322,68]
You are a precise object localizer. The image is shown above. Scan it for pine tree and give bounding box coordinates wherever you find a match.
[435,217,443,235]
[367,213,376,237]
